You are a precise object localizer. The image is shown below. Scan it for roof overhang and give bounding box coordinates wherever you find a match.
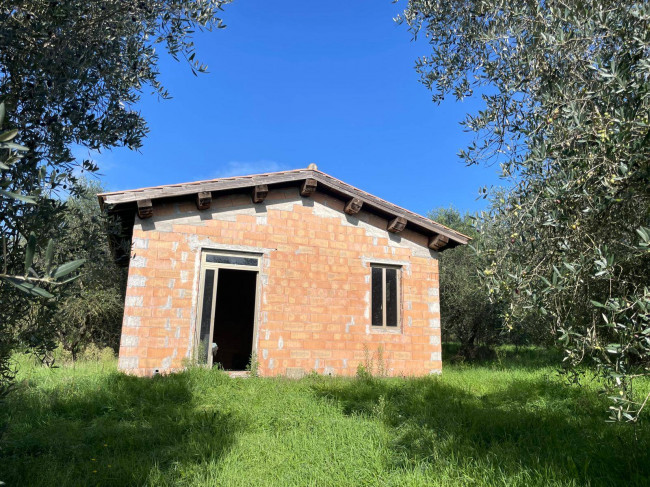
[98,168,470,263]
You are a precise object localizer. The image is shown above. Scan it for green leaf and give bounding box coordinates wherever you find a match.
[0,102,5,127]
[590,300,605,308]
[24,232,36,275]
[1,276,54,299]
[56,274,82,285]
[563,262,576,273]
[0,129,18,142]
[0,189,36,203]
[1,142,28,152]
[44,239,55,274]
[50,259,85,279]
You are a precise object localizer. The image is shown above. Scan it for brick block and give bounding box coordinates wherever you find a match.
[290,350,310,359]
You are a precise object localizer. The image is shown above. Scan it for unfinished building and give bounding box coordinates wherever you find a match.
[98,167,468,377]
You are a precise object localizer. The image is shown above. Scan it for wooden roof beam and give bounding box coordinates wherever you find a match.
[137,199,153,219]
[196,191,212,210]
[252,184,268,204]
[387,216,407,233]
[98,169,472,249]
[428,233,449,250]
[344,197,363,215]
[300,178,317,197]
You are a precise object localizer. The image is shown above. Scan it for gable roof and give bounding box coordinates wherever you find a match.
[98,167,470,254]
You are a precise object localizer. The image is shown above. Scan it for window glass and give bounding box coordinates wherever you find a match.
[206,254,258,266]
[371,267,383,327]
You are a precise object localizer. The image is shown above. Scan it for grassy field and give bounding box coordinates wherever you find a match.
[1,347,649,486]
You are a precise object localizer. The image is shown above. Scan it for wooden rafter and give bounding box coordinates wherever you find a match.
[196,191,212,210]
[300,178,317,197]
[137,199,153,219]
[387,216,407,233]
[252,184,269,204]
[99,168,471,250]
[428,234,449,250]
[344,197,363,215]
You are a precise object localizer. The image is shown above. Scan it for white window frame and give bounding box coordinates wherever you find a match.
[195,250,262,367]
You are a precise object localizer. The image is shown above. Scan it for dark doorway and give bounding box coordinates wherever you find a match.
[212,268,257,370]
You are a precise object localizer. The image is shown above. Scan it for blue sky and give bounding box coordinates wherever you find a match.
[86,0,502,216]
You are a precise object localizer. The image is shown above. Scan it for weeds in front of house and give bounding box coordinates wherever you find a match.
[359,344,389,378]
[1,347,649,486]
[246,352,260,377]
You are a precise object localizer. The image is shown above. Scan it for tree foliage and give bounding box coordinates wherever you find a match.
[0,0,231,395]
[1,0,231,227]
[51,180,126,360]
[0,103,85,398]
[429,207,503,359]
[1,0,232,285]
[400,1,650,420]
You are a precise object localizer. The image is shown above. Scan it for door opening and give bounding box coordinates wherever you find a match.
[212,268,257,371]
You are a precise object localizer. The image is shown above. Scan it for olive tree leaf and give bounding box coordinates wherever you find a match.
[50,259,86,280]
[0,129,18,142]
[401,0,650,421]
[0,142,28,152]
[0,189,36,204]
[24,232,37,276]
[44,239,55,275]
[1,276,54,299]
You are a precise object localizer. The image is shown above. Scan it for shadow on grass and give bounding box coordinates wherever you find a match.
[442,342,565,370]
[312,376,650,486]
[0,369,239,486]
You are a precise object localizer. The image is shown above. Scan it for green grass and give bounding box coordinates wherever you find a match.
[1,348,649,486]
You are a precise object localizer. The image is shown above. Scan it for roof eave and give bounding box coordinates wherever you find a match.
[98,169,470,250]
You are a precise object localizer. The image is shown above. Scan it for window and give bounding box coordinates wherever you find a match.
[371,265,400,328]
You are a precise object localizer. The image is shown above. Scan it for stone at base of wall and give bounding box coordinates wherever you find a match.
[286,367,306,379]
[118,357,139,369]
[117,363,442,378]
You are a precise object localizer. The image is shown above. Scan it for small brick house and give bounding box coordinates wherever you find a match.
[98,167,468,377]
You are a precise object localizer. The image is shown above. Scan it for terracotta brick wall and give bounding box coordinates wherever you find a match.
[118,187,442,377]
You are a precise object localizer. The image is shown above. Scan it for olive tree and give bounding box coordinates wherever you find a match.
[1,0,231,240]
[1,103,87,397]
[429,207,504,359]
[0,0,231,393]
[51,180,127,361]
[400,1,650,420]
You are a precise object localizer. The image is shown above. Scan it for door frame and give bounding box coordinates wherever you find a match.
[195,249,262,368]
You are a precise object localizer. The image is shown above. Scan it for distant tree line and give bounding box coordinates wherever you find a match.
[429,206,553,363]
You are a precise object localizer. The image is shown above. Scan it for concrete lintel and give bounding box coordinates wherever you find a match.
[361,257,411,268]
